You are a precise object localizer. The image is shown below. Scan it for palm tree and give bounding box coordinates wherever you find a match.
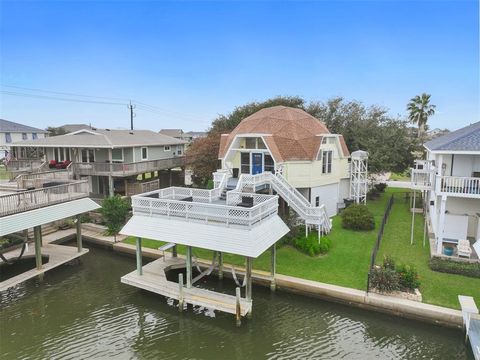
[407,93,436,139]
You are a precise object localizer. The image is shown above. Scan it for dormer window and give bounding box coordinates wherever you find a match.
[22,133,27,140]
[164,145,171,152]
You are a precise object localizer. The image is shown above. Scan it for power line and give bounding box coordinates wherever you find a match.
[0,90,127,106]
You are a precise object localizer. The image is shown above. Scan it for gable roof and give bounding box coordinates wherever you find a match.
[425,121,480,152]
[218,106,349,162]
[159,129,184,137]
[60,124,92,133]
[0,119,47,133]
[11,129,187,148]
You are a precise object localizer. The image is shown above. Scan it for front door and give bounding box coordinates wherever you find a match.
[252,153,263,175]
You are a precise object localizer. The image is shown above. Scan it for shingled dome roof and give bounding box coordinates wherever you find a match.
[218,106,349,161]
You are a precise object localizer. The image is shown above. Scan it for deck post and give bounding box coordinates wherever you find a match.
[34,226,42,270]
[136,237,143,275]
[410,190,416,245]
[235,287,241,326]
[178,273,184,312]
[76,214,82,252]
[436,195,447,254]
[108,176,114,197]
[172,245,178,258]
[218,251,224,280]
[246,256,252,318]
[270,244,276,291]
[186,246,192,288]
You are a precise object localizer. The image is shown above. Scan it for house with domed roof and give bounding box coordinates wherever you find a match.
[218,106,351,216]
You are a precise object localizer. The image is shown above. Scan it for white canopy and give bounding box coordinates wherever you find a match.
[120,214,290,258]
[0,198,100,236]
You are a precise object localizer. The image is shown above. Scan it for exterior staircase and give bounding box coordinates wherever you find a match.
[234,172,332,234]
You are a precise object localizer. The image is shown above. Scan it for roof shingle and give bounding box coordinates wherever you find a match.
[425,121,480,152]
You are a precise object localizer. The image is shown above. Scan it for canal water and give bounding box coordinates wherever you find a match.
[0,245,474,359]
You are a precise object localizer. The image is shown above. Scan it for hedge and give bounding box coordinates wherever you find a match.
[429,257,480,278]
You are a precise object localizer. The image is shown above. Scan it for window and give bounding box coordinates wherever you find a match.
[32,133,38,140]
[264,154,274,172]
[112,148,124,162]
[141,147,148,160]
[245,138,256,149]
[5,133,12,143]
[322,137,327,144]
[241,152,250,174]
[177,145,183,155]
[81,149,95,163]
[22,133,27,140]
[315,196,320,207]
[322,150,333,174]
[164,145,171,151]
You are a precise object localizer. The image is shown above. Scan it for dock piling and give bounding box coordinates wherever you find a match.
[235,287,241,326]
[76,215,82,253]
[34,226,42,270]
[270,244,276,291]
[186,246,192,288]
[178,273,184,312]
[136,237,143,275]
[218,252,224,280]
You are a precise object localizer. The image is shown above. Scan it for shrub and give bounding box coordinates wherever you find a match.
[293,234,331,256]
[397,264,420,290]
[367,188,380,200]
[100,195,130,241]
[374,183,387,192]
[429,257,480,278]
[370,267,400,292]
[206,179,214,189]
[341,204,375,231]
[382,255,396,270]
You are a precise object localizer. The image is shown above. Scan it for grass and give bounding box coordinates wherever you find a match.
[123,187,480,309]
[376,191,480,309]
[0,165,9,180]
[124,190,392,290]
[388,172,410,181]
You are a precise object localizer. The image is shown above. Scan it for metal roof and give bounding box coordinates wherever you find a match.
[120,214,290,258]
[11,128,187,148]
[0,119,48,133]
[0,198,100,236]
[425,122,480,152]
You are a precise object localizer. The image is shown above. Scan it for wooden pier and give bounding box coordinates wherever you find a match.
[121,256,253,317]
[0,243,88,292]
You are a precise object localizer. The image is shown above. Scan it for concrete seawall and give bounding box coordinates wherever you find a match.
[108,241,463,329]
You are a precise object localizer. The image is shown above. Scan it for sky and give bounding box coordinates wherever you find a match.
[0,0,478,132]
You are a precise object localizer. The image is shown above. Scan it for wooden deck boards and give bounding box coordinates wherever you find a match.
[0,243,88,292]
[121,256,252,317]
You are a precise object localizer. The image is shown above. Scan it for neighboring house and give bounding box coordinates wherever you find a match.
[9,128,187,197]
[159,129,206,146]
[218,106,351,216]
[411,121,480,260]
[0,119,48,159]
[60,124,93,133]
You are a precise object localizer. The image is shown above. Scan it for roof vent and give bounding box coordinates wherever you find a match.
[105,128,110,131]
[92,127,97,130]
[129,131,134,135]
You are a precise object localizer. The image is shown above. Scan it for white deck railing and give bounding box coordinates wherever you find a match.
[72,157,185,176]
[15,169,73,189]
[439,176,480,197]
[132,190,279,228]
[0,180,89,217]
[235,172,331,232]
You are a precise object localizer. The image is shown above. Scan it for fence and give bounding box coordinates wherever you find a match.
[366,194,395,293]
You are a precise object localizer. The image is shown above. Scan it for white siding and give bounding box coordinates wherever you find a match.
[311,183,339,217]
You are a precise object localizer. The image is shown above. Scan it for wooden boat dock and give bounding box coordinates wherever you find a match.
[121,256,253,317]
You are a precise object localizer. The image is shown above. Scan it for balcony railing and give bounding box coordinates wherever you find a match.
[411,169,435,190]
[439,176,480,197]
[125,179,160,196]
[72,157,185,176]
[132,187,279,229]
[16,169,73,189]
[0,180,89,217]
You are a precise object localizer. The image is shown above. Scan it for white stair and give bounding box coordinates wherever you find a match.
[234,172,332,234]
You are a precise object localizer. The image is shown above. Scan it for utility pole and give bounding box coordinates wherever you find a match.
[129,101,136,130]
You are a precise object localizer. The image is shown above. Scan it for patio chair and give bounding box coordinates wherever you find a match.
[237,196,254,208]
[457,239,472,258]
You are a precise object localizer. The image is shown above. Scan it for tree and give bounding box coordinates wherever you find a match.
[46,126,67,136]
[99,195,130,242]
[407,93,436,140]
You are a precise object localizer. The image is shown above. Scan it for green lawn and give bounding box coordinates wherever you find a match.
[388,172,410,181]
[124,190,392,290]
[0,165,9,180]
[123,187,480,309]
[376,191,480,309]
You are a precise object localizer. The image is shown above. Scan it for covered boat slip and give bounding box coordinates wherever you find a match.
[121,255,253,317]
[120,187,290,320]
[0,198,100,290]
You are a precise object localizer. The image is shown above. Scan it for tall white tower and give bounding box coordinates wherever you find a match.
[350,150,368,204]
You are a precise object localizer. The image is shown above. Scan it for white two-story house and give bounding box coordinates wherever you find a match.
[412,121,480,259]
[218,106,351,216]
[0,119,48,159]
